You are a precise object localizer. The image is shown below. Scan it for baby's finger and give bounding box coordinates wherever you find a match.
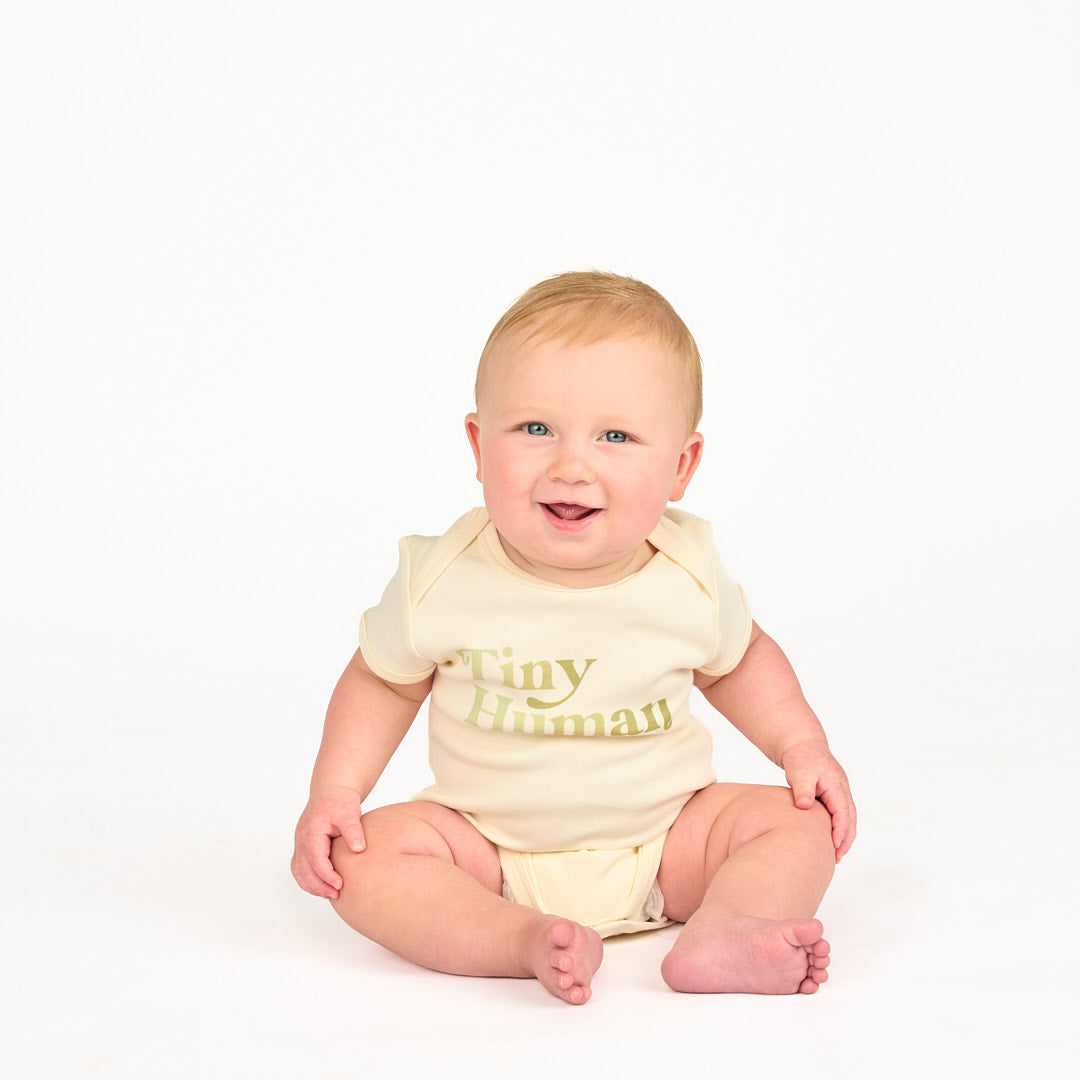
[786,770,819,810]
[339,817,367,854]
[833,807,857,861]
[820,788,856,861]
[290,850,340,899]
[313,849,344,894]
[834,826,854,862]
[301,828,344,893]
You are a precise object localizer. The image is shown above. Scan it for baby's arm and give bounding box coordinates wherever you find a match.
[291,648,433,899]
[696,622,856,861]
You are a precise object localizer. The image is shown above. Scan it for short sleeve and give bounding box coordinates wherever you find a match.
[648,509,753,678]
[359,537,437,685]
[698,571,752,677]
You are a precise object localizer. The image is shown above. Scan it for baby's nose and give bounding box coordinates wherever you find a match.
[547,445,596,484]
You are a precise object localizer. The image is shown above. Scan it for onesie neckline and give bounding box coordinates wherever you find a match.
[476,517,667,593]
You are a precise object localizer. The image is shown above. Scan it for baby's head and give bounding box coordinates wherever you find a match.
[475,271,703,435]
[467,271,707,587]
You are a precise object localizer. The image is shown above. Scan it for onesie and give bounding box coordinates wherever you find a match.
[359,507,752,935]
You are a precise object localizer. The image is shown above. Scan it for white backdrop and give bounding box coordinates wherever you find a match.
[2,3,1076,1077]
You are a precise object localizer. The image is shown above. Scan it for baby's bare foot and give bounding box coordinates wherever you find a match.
[661,916,830,995]
[524,917,603,1005]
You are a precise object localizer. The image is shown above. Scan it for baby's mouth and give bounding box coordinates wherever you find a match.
[544,503,600,522]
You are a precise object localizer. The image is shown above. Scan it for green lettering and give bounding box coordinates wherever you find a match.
[457,648,500,681]
[519,660,555,692]
[609,708,643,737]
[499,646,516,687]
[641,698,673,732]
[526,657,597,709]
[463,685,512,730]
[510,709,544,733]
[544,713,602,737]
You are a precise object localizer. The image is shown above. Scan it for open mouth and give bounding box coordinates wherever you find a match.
[543,503,600,522]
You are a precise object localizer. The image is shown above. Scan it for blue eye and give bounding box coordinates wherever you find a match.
[524,422,550,436]
[603,430,629,443]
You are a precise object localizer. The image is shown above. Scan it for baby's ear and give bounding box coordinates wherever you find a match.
[669,432,704,502]
[465,414,483,482]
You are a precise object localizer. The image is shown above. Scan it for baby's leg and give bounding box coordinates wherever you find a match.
[329,802,602,1005]
[657,783,836,995]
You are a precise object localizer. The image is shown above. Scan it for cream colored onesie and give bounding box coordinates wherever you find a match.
[360,507,751,937]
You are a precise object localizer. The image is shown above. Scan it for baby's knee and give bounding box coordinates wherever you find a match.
[735,786,832,845]
[327,810,424,909]
[802,799,835,849]
[798,796,832,831]
[783,798,836,878]
[773,788,831,835]
[348,803,457,864]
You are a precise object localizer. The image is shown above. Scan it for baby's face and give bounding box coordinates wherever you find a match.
[466,332,703,587]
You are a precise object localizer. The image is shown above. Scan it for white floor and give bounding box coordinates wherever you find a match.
[5,677,1075,1079]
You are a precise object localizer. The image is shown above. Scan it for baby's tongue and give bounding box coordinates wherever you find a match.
[548,503,593,521]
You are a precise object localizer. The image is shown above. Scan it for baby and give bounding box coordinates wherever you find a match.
[292,271,856,1004]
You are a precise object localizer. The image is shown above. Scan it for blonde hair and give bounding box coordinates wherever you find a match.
[475,270,703,431]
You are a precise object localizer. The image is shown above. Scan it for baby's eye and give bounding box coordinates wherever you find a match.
[602,430,629,443]
[524,422,550,436]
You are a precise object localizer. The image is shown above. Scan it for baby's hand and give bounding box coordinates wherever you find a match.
[291,785,367,899]
[780,741,857,862]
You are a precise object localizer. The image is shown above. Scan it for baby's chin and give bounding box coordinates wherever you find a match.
[498,533,657,588]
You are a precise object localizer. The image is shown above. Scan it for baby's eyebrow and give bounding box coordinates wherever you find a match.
[597,417,643,434]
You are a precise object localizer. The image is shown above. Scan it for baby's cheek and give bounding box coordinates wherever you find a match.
[483,469,518,510]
